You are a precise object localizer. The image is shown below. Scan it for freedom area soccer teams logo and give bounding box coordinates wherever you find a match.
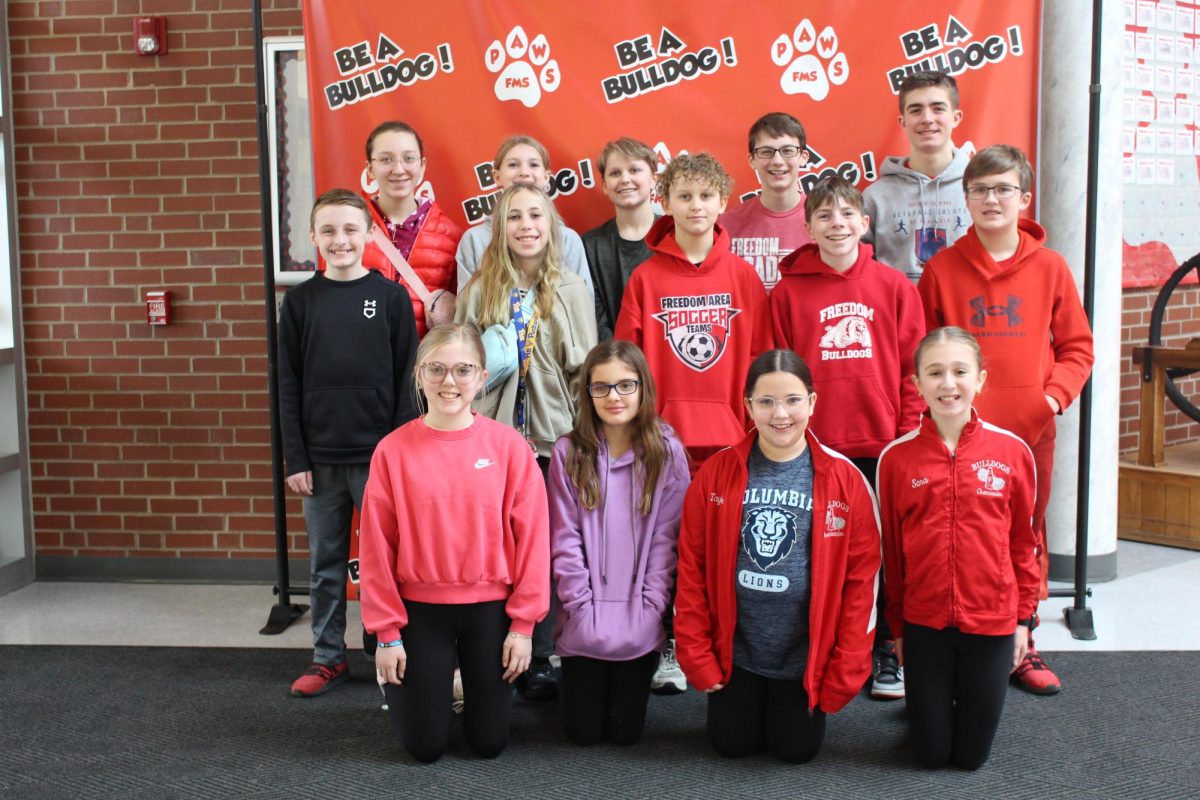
[653,293,741,372]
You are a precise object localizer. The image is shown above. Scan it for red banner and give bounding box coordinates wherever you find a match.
[301,1,1041,233]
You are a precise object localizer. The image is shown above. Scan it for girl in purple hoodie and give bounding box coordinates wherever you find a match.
[548,340,691,746]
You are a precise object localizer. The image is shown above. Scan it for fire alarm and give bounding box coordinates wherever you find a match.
[146,290,171,325]
[134,17,167,56]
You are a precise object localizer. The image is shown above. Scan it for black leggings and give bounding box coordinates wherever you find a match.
[559,652,659,746]
[903,622,1013,770]
[706,665,826,763]
[384,600,512,762]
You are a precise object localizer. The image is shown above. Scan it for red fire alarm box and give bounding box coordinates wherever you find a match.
[146,290,170,325]
[134,16,168,56]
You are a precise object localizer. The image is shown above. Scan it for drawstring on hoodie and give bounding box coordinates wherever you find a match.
[598,446,641,587]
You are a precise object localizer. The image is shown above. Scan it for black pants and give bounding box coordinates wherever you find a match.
[903,622,1013,770]
[384,600,512,762]
[850,456,892,646]
[559,652,659,746]
[706,665,826,763]
[532,455,556,659]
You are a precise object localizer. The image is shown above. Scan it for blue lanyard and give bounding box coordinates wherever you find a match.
[510,287,540,435]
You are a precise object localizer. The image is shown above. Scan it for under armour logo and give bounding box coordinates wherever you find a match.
[969,295,1021,327]
[363,299,377,319]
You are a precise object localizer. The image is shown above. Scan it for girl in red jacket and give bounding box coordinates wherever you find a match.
[361,121,463,337]
[876,326,1039,770]
[674,349,880,763]
[359,323,550,762]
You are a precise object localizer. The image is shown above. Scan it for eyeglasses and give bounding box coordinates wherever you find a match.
[964,184,1021,200]
[371,153,422,169]
[587,379,641,398]
[420,362,479,382]
[751,145,803,160]
[747,394,813,414]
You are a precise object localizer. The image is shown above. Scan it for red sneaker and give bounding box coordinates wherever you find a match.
[1010,639,1061,695]
[290,661,349,697]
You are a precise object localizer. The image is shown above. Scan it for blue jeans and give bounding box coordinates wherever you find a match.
[303,462,369,665]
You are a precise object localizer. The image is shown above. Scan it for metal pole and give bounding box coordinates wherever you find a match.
[1059,0,1102,640]
[254,0,307,634]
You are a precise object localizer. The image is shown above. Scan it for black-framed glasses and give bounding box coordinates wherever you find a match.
[964,184,1021,200]
[751,145,803,160]
[587,379,641,398]
[747,394,813,414]
[420,362,479,382]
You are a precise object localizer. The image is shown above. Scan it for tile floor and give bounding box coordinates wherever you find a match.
[0,540,1197,651]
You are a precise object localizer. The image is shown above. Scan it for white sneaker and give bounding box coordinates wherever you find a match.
[651,639,687,694]
[451,668,464,714]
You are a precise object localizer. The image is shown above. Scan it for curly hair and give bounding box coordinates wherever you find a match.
[658,152,733,201]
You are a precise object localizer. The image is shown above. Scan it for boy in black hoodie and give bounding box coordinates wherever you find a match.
[279,188,418,697]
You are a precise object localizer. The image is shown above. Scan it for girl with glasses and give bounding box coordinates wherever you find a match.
[456,183,598,698]
[548,340,690,746]
[358,323,550,762]
[360,121,463,337]
[674,349,880,763]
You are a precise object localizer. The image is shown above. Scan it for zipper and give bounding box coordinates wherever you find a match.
[948,448,957,628]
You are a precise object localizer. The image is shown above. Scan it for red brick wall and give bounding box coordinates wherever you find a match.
[1120,286,1200,454]
[11,0,307,566]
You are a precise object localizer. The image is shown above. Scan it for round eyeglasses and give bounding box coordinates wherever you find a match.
[420,362,479,382]
[747,394,813,414]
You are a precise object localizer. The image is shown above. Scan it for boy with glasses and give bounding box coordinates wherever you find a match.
[863,71,972,285]
[279,188,419,697]
[721,112,813,292]
[919,145,1094,695]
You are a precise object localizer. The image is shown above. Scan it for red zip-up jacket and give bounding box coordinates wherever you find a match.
[876,412,1039,638]
[362,199,463,338]
[674,428,880,713]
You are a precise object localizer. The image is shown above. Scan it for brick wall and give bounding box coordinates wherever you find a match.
[10,0,307,570]
[1120,285,1200,454]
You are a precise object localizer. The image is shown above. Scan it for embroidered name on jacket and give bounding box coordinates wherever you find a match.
[818,302,875,361]
[653,293,741,372]
[971,458,1012,497]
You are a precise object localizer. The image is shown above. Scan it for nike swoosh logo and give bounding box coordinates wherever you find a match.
[474,459,495,469]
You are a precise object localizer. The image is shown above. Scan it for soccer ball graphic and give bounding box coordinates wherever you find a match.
[684,331,716,363]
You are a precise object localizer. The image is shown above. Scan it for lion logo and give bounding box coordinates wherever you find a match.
[742,506,798,570]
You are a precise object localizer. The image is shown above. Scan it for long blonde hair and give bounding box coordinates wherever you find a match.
[469,184,563,329]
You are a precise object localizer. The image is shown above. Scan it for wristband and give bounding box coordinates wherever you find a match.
[377,639,403,648]
[506,631,532,641]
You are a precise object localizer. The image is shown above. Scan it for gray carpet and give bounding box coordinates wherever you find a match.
[1,647,1196,799]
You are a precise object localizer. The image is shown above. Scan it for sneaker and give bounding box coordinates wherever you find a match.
[651,639,687,695]
[518,656,558,700]
[1011,639,1061,695]
[290,661,349,697]
[870,640,905,700]
[451,668,464,714]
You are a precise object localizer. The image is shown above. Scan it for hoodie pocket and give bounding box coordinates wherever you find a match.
[661,399,744,450]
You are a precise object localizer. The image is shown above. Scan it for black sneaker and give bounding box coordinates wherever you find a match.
[871,639,905,700]
[519,656,558,700]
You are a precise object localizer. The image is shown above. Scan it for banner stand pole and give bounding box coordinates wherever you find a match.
[254,0,308,635]
[1056,0,1103,641]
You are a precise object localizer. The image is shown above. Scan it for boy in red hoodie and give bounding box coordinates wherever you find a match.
[918,145,1094,695]
[615,153,773,469]
[772,175,924,703]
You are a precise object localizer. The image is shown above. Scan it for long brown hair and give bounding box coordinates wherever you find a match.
[467,184,563,329]
[566,341,674,514]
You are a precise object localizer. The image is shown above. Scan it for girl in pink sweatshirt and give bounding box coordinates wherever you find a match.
[359,323,550,762]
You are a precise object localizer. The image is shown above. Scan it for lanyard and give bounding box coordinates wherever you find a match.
[510,287,541,437]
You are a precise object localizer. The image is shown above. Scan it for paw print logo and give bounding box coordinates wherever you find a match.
[485,26,560,108]
[771,20,849,102]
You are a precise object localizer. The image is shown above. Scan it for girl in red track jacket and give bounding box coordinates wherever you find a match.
[674,349,880,763]
[876,326,1039,770]
[359,324,549,763]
